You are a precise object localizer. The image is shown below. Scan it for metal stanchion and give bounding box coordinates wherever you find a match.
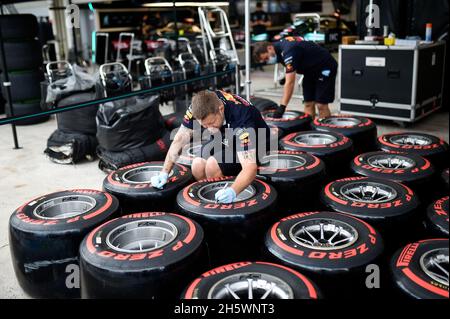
[244,0,251,100]
[0,5,21,149]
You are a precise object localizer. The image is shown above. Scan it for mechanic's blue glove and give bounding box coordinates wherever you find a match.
[215,187,237,204]
[151,171,169,189]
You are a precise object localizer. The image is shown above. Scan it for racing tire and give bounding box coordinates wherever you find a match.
[176,141,203,168]
[176,176,277,265]
[269,124,285,140]
[163,112,184,131]
[280,131,354,178]
[0,40,43,71]
[7,101,49,125]
[265,211,384,298]
[103,161,193,213]
[351,151,435,200]
[1,70,44,103]
[442,168,449,192]
[321,176,421,248]
[258,150,326,213]
[262,110,312,134]
[183,261,321,299]
[80,212,207,299]
[0,14,38,40]
[391,239,449,299]
[425,196,449,237]
[311,115,377,153]
[251,97,278,112]
[377,132,449,169]
[9,189,120,298]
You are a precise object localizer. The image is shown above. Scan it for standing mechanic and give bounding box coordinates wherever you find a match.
[151,90,272,204]
[253,37,338,119]
[251,2,272,35]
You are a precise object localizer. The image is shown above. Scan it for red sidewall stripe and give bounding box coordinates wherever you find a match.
[324,182,348,205]
[270,222,304,256]
[86,218,117,254]
[171,213,197,244]
[182,183,201,207]
[402,268,449,298]
[83,193,113,220]
[184,278,202,299]
[306,155,321,170]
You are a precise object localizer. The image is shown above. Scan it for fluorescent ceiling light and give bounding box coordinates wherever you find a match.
[143,2,229,7]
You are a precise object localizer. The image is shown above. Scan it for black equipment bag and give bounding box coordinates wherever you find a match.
[96,94,165,152]
[45,129,98,164]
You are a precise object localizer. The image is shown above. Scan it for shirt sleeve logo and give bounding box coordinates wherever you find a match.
[183,105,193,122]
[220,90,239,104]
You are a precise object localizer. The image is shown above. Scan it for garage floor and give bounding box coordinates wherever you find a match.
[0,67,448,298]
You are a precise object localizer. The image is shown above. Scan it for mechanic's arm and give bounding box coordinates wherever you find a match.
[231,149,258,195]
[162,126,192,174]
[280,71,296,107]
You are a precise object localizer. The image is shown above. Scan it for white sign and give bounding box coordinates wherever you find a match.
[366,57,386,67]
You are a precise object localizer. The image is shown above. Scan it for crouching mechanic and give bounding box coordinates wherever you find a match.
[151,90,272,203]
[254,37,338,119]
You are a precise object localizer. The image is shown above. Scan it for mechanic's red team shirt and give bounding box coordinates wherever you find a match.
[273,36,332,75]
[182,90,271,152]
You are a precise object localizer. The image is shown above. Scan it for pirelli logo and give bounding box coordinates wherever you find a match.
[396,243,420,267]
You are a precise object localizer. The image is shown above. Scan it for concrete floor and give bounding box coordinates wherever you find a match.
[0,67,448,298]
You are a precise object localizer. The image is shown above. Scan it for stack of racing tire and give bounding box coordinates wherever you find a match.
[0,14,48,125]
[8,98,450,299]
[255,101,449,299]
[95,63,171,173]
[42,62,98,164]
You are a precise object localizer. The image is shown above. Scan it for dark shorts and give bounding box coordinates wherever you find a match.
[302,58,338,104]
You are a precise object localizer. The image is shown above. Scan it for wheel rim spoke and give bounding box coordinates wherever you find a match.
[225,284,240,299]
[260,283,275,300]
[303,227,318,243]
[247,279,253,299]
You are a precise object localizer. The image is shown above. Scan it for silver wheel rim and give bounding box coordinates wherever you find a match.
[106,219,178,253]
[260,154,307,170]
[340,181,397,203]
[389,134,432,146]
[33,195,96,220]
[322,117,361,127]
[265,111,299,120]
[207,272,294,299]
[420,248,449,287]
[198,181,256,203]
[289,218,358,250]
[122,165,172,184]
[294,133,337,145]
[367,154,416,170]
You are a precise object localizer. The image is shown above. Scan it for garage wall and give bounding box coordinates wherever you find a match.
[235,0,356,23]
[11,0,49,17]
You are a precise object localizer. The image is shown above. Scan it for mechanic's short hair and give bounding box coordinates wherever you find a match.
[256,2,263,8]
[253,41,272,63]
[191,90,221,120]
